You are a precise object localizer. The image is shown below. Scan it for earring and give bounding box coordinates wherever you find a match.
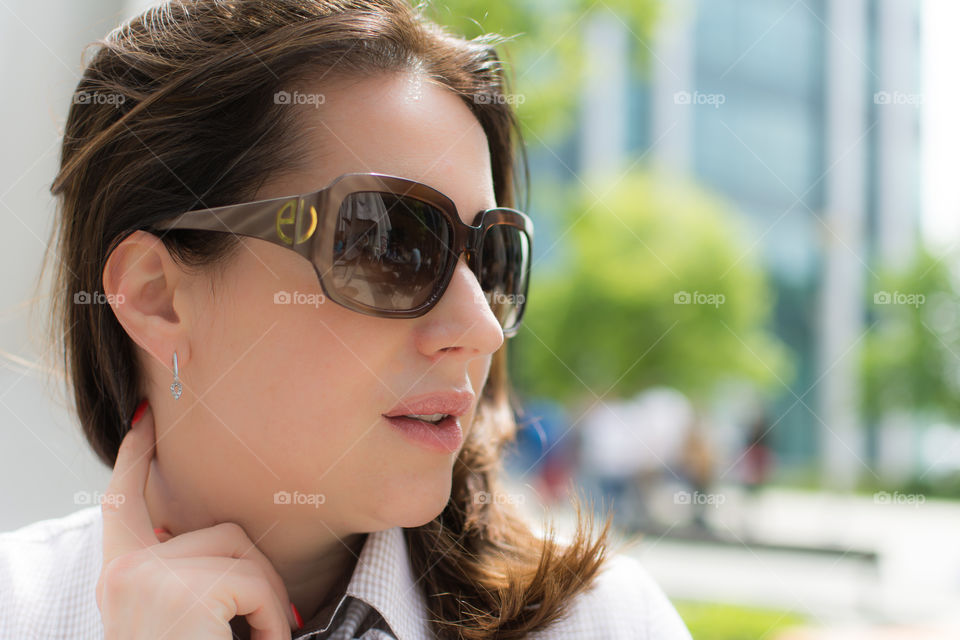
[170,351,183,400]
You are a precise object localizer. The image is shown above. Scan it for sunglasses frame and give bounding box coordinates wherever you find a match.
[144,172,534,337]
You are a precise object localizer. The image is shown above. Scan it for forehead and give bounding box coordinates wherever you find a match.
[264,71,496,225]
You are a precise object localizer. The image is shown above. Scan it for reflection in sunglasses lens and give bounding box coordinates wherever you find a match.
[332,192,528,330]
[333,192,448,310]
[480,224,529,331]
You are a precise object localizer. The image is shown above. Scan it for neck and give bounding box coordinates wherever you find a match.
[144,459,367,632]
[222,529,367,640]
[272,530,367,626]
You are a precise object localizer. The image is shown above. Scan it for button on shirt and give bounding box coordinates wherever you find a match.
[0,506,693,639]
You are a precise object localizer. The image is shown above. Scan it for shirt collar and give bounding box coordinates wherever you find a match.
[309,526,433,640]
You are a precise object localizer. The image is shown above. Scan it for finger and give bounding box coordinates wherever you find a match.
[174,558,294,639]
[150,522,298,629]
[101,400,159,568]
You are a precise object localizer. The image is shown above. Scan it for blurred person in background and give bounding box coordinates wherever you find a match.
[579,400,647,530]
[508,398,576,505]
[678,415,717,532]
[738,409,775,539]
[741,411,775,493]
[580,387,694,533]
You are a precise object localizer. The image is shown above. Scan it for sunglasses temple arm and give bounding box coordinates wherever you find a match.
[150,196,320,260]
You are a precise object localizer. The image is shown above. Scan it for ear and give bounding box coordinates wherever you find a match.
[102,230,192,370]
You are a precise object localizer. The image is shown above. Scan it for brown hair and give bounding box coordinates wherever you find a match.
[43,1,617,637]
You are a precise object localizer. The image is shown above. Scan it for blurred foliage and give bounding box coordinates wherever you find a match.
[422,1,793,406]
[509,171,795,406]
[674,600,807,640]
[421,0,661,144]
[861,247,960,422]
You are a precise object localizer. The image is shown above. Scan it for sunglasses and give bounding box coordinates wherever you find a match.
[145,172,533,336]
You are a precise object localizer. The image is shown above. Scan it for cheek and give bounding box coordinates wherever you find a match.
[245,313,388,448]
[189,264,392,465]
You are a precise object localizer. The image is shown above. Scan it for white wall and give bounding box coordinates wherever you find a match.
[0,0,131,531]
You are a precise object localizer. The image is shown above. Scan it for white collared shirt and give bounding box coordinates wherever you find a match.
[0,506,692,639]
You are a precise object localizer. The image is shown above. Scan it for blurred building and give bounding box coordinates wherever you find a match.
[571,0,922,488]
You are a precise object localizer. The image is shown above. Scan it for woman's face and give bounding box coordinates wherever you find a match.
[110,71,505,541]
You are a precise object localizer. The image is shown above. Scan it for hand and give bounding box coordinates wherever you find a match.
[96,400,300,640]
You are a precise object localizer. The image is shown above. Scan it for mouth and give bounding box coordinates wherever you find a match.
[382,414,463,453]
[387,413,451,425]
[382,390,474,424]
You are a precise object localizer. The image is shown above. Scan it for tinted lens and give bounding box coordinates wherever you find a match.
[331,191,449,310]
[479,223,530,331]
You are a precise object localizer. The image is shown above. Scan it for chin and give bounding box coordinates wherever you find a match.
[387,479,453,528]
[395,503,448,528]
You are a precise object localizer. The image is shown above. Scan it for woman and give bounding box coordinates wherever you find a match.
[0,1,693,638]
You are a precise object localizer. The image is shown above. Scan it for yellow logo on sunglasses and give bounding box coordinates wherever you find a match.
[275,198,318,245]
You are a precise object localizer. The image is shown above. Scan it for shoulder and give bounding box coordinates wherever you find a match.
[529,552,693,639]
[0,506,105,639]
[0,504,103,577]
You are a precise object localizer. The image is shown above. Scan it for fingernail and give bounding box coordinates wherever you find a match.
[131,399,149,426]
[291,603,303,629]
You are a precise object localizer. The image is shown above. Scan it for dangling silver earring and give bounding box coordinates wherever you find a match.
[170,351,183,400]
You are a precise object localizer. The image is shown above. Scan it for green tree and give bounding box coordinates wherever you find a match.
[424,1,793,406]
[509,171,795,406]
[421,0,661,144]
[862,247,960,422]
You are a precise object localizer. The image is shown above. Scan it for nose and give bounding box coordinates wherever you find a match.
[415,255,504,357]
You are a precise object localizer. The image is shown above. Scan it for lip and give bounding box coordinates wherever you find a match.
[383,390,475,420]
[383,414,464,454]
